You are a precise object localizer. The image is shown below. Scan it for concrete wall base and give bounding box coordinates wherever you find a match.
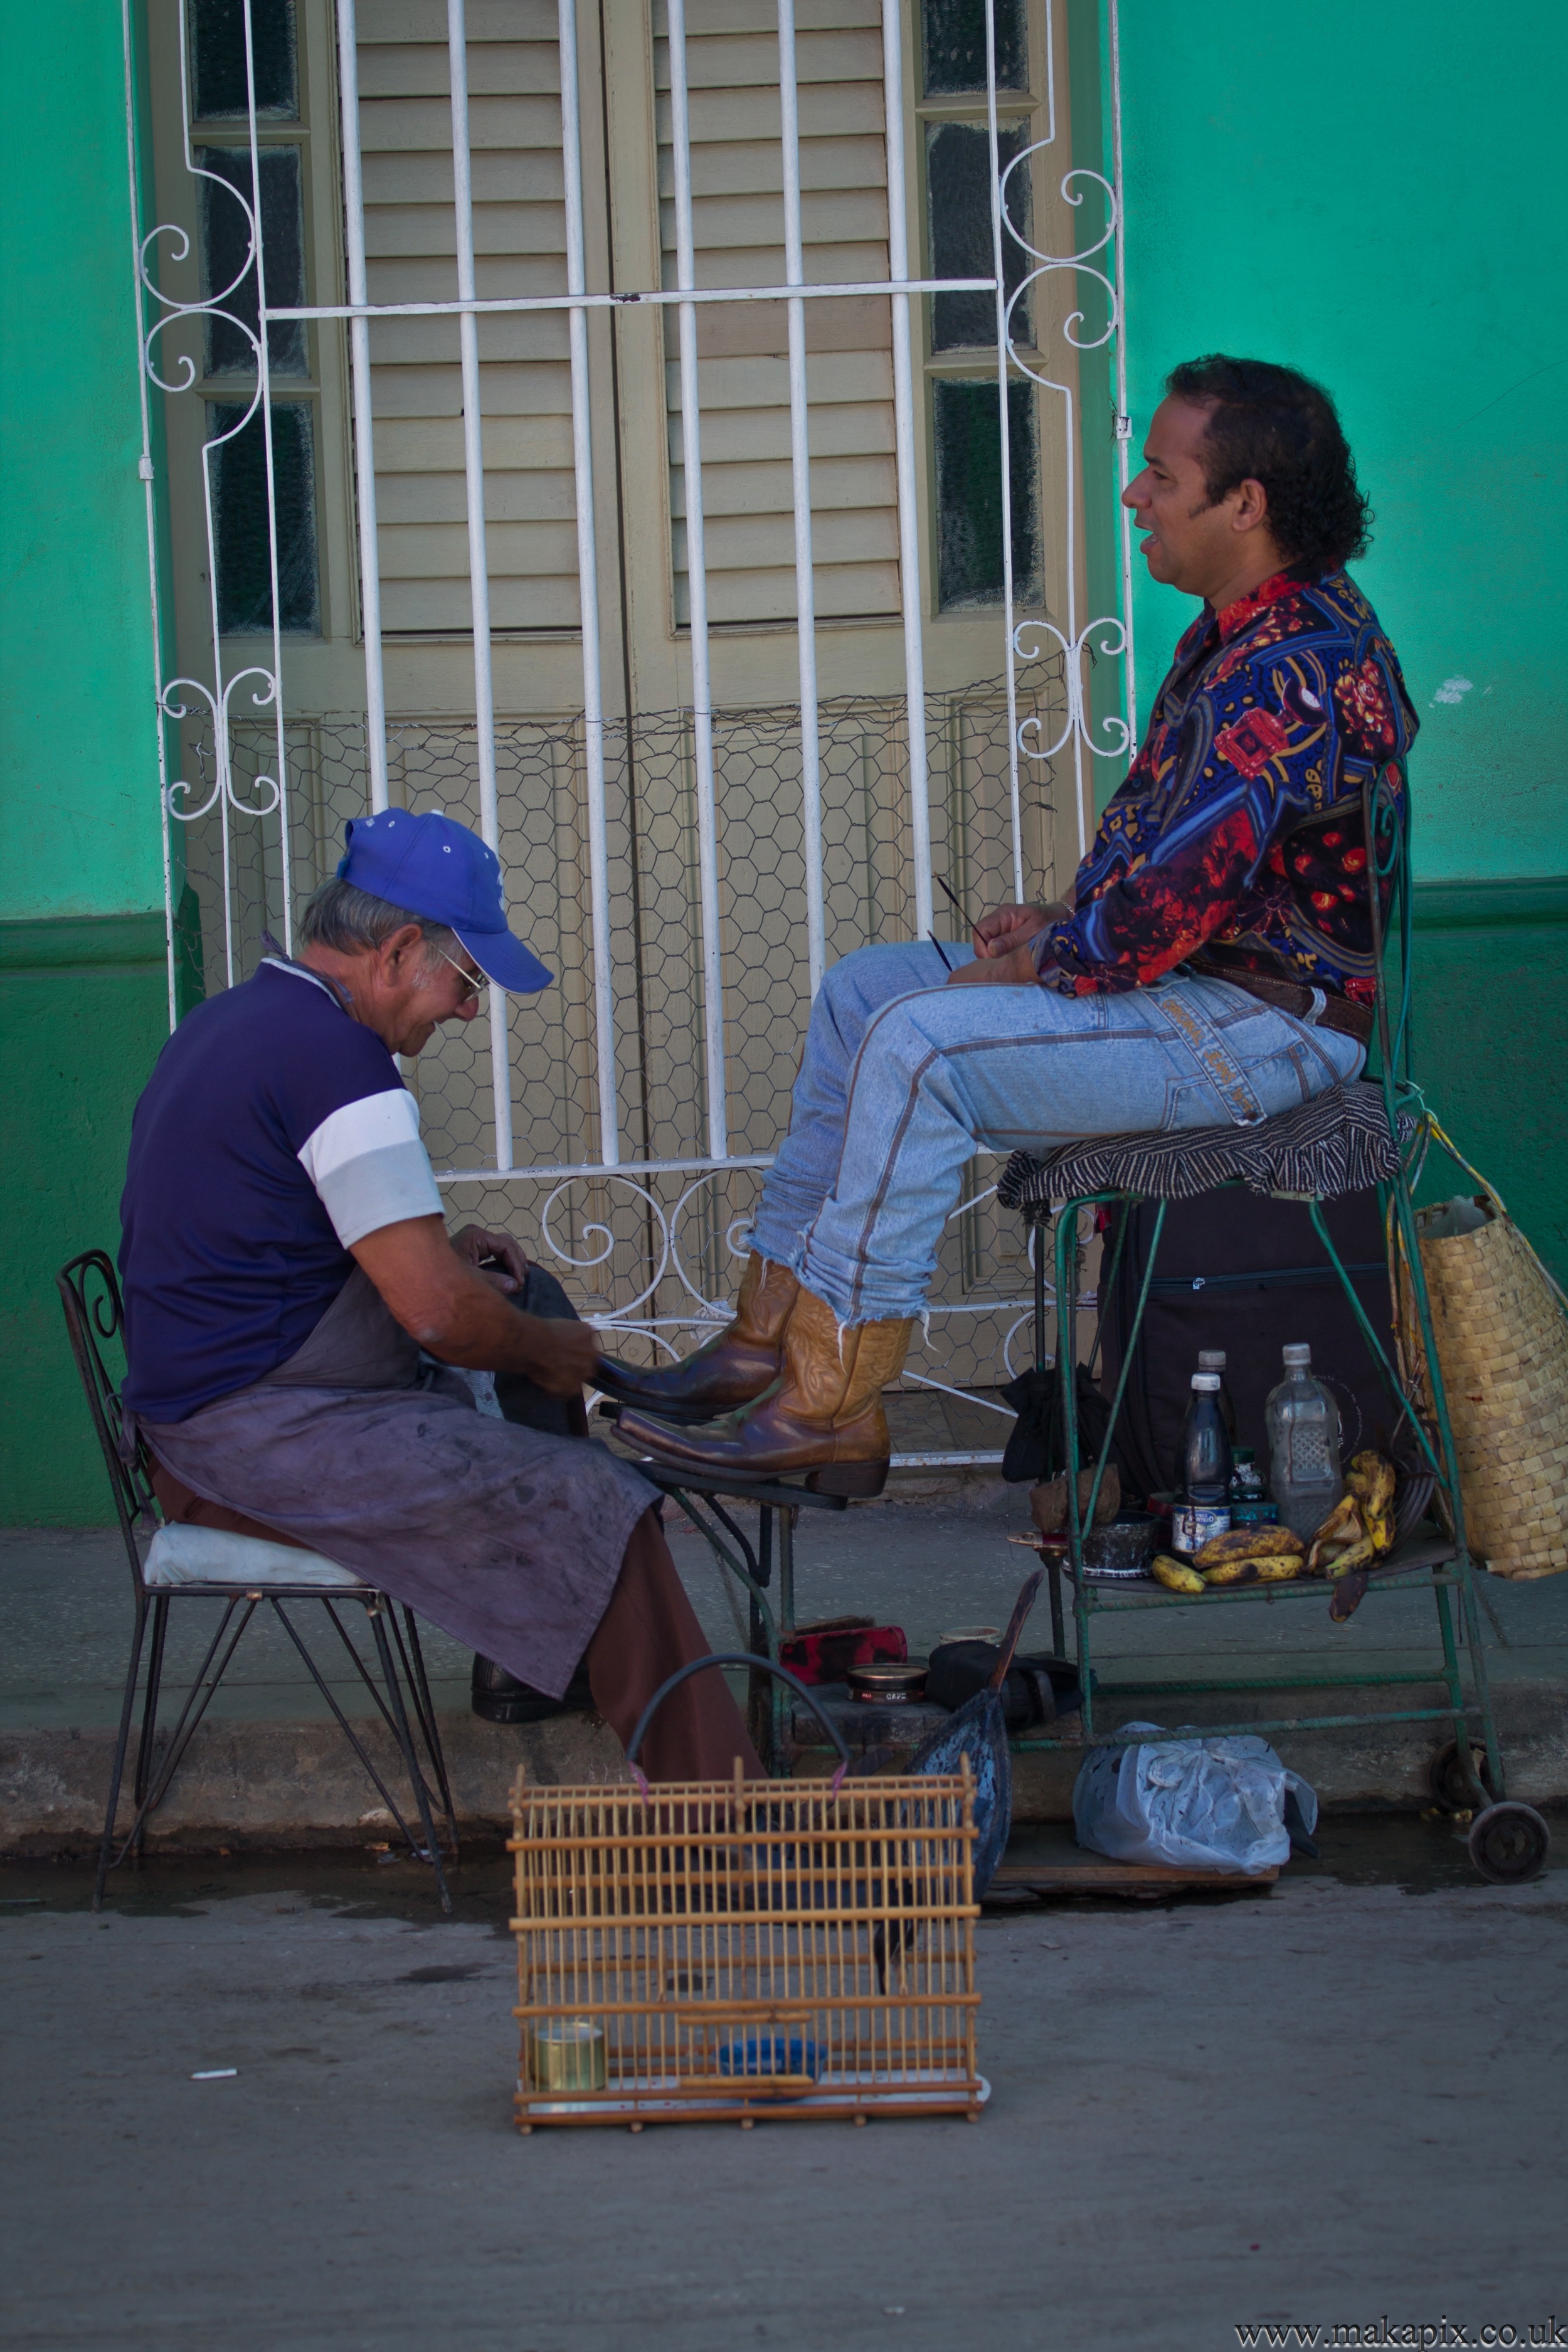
[4,1678,1564,1856]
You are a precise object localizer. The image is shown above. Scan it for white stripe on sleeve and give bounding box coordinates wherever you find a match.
[296,1088,443,1248]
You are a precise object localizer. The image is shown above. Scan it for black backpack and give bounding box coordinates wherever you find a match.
[1096,1187,1399,1504]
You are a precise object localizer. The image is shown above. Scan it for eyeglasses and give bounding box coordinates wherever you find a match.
[433,946,486,1004]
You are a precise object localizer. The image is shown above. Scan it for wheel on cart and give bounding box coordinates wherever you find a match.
[1429,1739,1495,1813]
[1467,1802,1550,1885]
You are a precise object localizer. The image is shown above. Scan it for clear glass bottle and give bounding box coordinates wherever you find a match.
[1264,1343,1345,1540]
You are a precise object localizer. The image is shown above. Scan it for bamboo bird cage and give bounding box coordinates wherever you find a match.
[509,1761,985,2130]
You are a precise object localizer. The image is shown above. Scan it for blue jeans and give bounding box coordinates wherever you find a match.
[748,942,1365,1325]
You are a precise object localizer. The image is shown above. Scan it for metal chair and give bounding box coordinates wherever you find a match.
[56,1251,460,1912]
[997,773,1551,1886]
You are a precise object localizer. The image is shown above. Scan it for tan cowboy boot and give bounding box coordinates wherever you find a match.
[593,1253,799,1424]
[613,1287,914,1495]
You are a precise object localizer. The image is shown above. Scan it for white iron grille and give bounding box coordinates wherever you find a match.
[129,0,1135,1465]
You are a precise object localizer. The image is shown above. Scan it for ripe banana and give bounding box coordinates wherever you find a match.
[1346,1450,1397,1554]
[1200,1553,1304,1586]
[1325,1534,1377,1579]
[1306,1493,1365,1577]
[1194,1525,1304,1570]
[1152,1552,1205,1594]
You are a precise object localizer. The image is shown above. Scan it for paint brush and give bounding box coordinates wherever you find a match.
[936,872,974,935]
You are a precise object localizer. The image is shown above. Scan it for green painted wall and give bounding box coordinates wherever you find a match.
[1,10,172,1525]
[0,8,166,921]
[0,925,170,1525]
[1115,0,1567,881]
[1406,887,1568,1282]
[1110,0,1567,1276]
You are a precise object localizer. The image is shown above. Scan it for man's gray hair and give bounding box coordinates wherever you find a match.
[298,877,457,969]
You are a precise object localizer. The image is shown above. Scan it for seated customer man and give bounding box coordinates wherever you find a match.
[119,810,760,1782]
[601,355,1414,1491]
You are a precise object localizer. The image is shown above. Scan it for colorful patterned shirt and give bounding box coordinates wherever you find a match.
[1044,568,1417,1002]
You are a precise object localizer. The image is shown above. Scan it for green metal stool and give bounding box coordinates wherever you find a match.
[999,773,1550,1888]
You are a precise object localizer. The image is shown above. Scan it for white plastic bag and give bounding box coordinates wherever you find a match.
[1073,1722,1318,1876]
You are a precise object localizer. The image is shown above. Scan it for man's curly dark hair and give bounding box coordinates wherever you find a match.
[1165,355,1373,574]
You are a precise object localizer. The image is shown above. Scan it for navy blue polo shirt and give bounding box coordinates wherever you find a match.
[119,961,442,1422]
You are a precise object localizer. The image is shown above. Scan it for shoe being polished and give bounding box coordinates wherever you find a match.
[613,1286,914,1495]
[593,1252,799,1424]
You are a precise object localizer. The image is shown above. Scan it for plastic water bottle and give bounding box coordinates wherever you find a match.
[1172,1372,1233,1557]
[1265,1342,1344,1540]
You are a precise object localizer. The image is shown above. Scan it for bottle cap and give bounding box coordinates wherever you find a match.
[1191,1372,1221,1391]
[1232,1446,1255,1463]
[1197,1350,1227,1370]
[1283,1343,1311,1367]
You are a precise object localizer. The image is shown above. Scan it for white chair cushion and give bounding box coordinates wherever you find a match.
[144,1522,367,1591]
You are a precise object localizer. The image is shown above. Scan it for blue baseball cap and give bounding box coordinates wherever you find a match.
[336,810,553,993]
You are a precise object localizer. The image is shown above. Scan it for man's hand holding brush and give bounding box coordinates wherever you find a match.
[943,894,1073,988]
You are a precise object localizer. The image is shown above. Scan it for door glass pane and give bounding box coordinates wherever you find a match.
[190,0,299,121]
[928,121,1032,351]
[934,377,1040,610]
[199,147,307,378]
[207,400,320,636]
[922,0,1027,96]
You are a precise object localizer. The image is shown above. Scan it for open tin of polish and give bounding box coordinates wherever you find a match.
[846,1661,930,1704]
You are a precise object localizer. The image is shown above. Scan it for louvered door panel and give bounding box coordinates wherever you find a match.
[655,0,898,626]
[357,1,576,632]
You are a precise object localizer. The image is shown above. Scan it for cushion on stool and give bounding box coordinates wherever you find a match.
[143,1522,368,1590]
[997,1081,1412,1212]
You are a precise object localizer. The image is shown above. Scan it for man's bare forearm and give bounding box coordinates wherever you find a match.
[351,1217,597,1393]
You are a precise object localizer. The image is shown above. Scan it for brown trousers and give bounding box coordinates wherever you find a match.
[147,1462,763,1784]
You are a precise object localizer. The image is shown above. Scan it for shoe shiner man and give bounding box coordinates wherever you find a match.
[601,357,1412,1491]
[120,810,761,1781]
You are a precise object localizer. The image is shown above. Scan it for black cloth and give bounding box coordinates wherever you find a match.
[999,1362,1116,1485]
[494,1263,591,1439]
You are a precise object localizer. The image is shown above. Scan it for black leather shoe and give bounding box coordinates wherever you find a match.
[590,1253,798,1424]
[470,1653,593,1724]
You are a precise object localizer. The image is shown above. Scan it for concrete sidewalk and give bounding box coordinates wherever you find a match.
[1,1830,1563,2351]
[4,1487,1567,1851]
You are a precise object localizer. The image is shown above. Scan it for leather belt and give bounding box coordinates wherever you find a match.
[1183,953,1375,1045]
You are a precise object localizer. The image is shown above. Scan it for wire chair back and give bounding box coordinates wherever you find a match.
[56,1249,158,1586]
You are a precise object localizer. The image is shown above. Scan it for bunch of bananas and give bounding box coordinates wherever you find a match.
[1152,1526,1306,1592]
[1305,1452,1397,1579]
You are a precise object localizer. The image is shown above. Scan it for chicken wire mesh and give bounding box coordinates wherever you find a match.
[172,659,1068,1414]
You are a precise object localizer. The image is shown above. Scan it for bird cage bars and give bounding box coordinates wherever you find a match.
[509,1761,985,2129]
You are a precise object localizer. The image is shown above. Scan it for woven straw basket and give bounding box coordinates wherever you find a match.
[1407,1198,1568,1580]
